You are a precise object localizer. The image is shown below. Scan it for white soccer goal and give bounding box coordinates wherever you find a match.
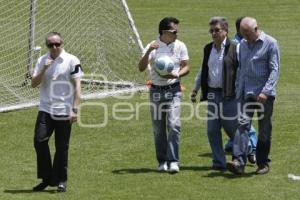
[0,0,147,112]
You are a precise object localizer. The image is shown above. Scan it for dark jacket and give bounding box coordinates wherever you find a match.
[200,38,239,101]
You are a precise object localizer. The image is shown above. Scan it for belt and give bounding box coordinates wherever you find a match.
[151,82,180,90]
[208,87,222,92]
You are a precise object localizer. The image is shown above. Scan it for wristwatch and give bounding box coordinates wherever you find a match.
[72,108,78,114]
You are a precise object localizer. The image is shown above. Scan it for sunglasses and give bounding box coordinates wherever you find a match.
[209,28,222,34]
[165,29,177,35]
[47,43,61,48]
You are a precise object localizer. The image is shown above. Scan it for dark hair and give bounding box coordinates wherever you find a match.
[235,16,245,32]
[158,17,179,35]
[209,17,228,32]
[45,31,63,45]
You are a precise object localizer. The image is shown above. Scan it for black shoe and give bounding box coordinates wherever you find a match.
[224,146,232,153]
[227,160,245,175]
[224,140,233,153]
[33,182,49,191]
[49,180,58,187]
[57,182,67,192]
[212,165,227,171]
[247,154,256,164]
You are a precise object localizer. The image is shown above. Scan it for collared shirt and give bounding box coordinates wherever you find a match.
[207,38,226,88]
[236,31,280,98]
[143,38,189,86]
[33,50,84,115]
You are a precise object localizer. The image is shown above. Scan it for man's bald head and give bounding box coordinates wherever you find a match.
[241,17,258,30]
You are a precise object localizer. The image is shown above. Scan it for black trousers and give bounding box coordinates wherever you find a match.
[233,96,274,166]
[34,111,72,183]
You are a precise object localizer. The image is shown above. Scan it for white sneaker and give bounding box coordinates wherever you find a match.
[169,162,179,173]
[158,162,168,172]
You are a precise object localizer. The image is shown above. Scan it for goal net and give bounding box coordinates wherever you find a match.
[0,0,147,112]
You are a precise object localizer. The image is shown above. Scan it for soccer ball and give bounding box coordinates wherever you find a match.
[154,56,175,76]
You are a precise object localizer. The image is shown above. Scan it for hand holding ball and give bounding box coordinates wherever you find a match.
[154,56,175,76]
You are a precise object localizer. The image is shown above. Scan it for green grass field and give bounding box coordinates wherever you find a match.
[1,0,300,199]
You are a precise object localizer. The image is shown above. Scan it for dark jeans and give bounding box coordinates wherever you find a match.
[233,96,275,166]
[34,111,72,184]
[207,89,238,168]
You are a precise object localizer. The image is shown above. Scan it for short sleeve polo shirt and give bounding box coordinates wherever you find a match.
[143,38,189,86]
[33,50,84,115]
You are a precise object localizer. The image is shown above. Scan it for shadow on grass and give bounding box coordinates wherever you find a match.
[112,165,257,179]
[180,165,212,171]
[203,171,256,179]
[181,165,257,179]
[112,168,159,174]
[3,189,56,194]
[199,152,235,157]
[112,165,216,175]
[198,152,212,158]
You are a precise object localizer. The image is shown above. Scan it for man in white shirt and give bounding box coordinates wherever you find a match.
[31,32,83,192]
[138,17,190,173]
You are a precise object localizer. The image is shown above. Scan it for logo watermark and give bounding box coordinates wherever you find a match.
[46,79,266,128]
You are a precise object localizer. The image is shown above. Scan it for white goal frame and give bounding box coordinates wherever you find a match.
[0,0,147,113]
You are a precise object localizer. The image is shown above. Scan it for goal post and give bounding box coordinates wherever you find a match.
[0,0,147,113]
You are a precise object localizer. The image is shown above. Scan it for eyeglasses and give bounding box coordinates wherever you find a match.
[47,43,61,48]
[164,29,177,35]
[209,28,222,34]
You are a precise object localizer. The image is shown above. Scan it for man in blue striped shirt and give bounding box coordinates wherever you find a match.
[225,17,258,165]
[227,17,280,175]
